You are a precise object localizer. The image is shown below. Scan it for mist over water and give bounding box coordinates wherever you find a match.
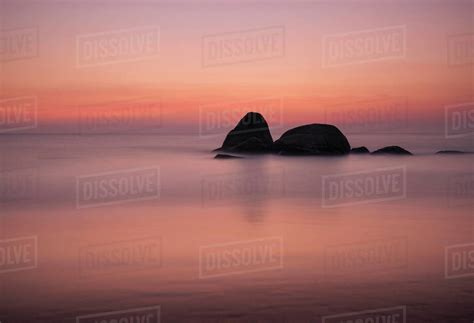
[0,134,472,322]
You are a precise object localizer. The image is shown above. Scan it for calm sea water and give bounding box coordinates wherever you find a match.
[0,134,473,322]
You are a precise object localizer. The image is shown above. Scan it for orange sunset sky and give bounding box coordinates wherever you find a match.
[0,0,472,133]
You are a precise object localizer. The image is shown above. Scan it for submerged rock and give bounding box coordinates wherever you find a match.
[214,154,243,159]
[273,124,351,155]
[351,146,370,154]
[215,112,273,153]
[371,146,412,155]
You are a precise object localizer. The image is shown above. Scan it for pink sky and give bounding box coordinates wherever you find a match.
[0,1,472,133]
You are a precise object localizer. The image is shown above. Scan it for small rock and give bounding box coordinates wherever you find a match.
[214,154,243,159]
[436,150,467,154]
[351,146,370,154]
[371,146,412,155]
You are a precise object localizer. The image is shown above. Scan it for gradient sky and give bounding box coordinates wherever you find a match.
[0,0,472,133]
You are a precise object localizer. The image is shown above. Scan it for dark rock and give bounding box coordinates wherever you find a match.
[214,154,243,159]
[436,150,467,154]
[371,146,412,155]
[225,137,271,152]
[273,124,350,155]
[351,146,370,154]
[215,112,273,153]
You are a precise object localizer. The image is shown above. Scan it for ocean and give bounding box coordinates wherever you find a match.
[0,133,472,322]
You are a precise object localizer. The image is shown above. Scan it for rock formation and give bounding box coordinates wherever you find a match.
[371,146,412,155]
[350,146,370,154]
[215,112,273,153]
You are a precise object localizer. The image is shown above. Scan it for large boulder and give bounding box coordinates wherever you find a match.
[273,124,350,155]
[371,146,412,155]
[215,112,273,153]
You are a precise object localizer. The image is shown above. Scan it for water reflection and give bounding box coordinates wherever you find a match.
[0,135,473,322]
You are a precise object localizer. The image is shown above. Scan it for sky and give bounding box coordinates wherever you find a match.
[0,0,472,134]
